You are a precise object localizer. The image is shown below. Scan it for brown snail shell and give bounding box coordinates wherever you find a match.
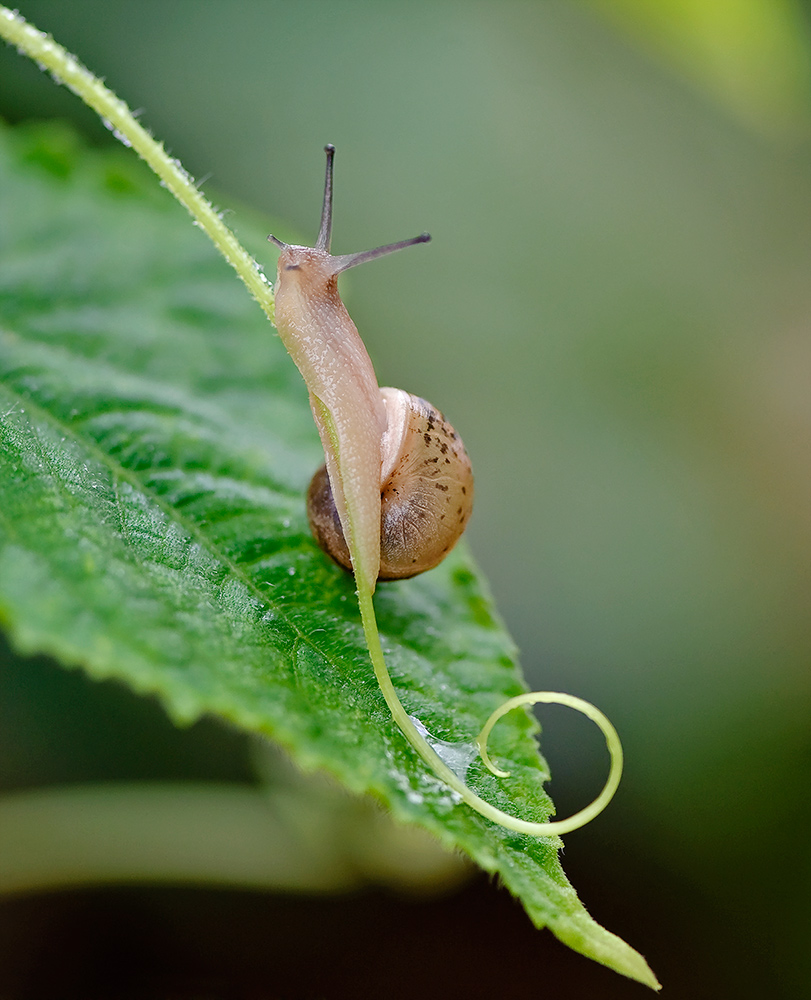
[307,387,473,580]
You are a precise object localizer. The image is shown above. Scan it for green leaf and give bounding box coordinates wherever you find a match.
[0,120,658,990]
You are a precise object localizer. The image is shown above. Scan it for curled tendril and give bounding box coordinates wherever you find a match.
[475,691,623,834]
[356,582,623,838]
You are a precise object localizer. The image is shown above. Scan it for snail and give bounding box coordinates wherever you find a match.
[269,145,472,584]
[268,146,622,838]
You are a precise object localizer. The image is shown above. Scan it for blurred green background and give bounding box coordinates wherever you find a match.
[1,1,809,997]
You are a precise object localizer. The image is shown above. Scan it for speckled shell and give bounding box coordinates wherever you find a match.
[307,387,473,581]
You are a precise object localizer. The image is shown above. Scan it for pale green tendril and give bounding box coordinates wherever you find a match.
[357,580,622,836]
[1,5,623,838]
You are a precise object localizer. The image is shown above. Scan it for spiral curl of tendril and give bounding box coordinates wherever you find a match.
[357,582,622,837]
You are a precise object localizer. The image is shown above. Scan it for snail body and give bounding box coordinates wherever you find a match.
[269,145,472,586]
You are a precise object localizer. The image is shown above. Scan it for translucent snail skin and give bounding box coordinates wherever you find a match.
[269,146,622,837]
